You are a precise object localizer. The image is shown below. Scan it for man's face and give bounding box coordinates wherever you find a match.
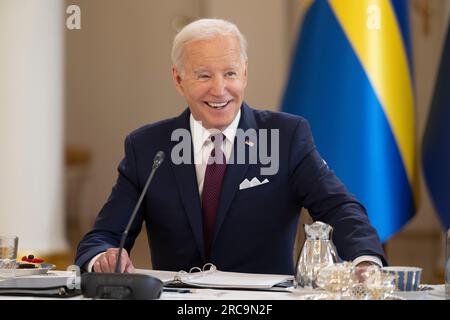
[172,35,248,130]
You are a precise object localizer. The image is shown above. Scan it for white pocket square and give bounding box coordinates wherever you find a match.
[239,177,269,190]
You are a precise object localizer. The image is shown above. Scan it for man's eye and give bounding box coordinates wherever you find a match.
[225,72,237,77]
[198,74,211,79]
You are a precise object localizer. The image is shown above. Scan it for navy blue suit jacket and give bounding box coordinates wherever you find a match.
[75,103,386,274]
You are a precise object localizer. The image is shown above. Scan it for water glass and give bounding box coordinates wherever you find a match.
[0,236,18,269]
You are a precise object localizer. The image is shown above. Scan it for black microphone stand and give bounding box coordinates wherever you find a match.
[81,151,165,299]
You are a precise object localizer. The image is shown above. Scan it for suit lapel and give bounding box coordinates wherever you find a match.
[169,109,205,261]
[211,104,258,251]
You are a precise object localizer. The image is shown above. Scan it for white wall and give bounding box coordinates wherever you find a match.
[203,0,289,111]
[0,0,67,254]
[407,0,450,233]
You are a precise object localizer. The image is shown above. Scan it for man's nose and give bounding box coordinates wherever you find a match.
[210,76,226,96]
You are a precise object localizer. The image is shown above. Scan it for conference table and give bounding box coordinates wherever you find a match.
[0,269,446,300]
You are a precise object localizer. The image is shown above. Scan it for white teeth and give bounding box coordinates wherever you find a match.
[206,101,228,108]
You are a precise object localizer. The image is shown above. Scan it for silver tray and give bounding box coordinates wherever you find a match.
[0,263,56,278]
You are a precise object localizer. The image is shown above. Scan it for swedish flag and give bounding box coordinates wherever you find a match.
[423,21,450,230]
[282,0,417,242]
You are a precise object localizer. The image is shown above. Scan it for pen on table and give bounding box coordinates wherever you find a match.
[163,288,195,294]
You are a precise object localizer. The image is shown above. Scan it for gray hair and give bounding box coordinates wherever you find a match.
[171,18,248,73]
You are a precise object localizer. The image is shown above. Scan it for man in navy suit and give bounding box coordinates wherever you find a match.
[75,19,386,274]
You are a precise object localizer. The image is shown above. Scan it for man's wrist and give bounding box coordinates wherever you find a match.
[86,252,105,272]
[352,255,383,267]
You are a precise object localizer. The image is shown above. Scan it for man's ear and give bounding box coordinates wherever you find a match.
[172,66,185,97]
[243,61,248,88]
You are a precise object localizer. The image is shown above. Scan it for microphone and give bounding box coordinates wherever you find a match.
[81,151,165,299]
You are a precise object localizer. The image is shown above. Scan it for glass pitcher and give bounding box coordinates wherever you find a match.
[296,221,338,288]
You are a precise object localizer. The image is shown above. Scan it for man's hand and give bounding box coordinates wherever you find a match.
[354,261,378,283]
[93,248,135,273]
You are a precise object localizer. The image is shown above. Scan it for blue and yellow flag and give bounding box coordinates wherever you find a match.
[282,0,417,242]
[423,21,450,230]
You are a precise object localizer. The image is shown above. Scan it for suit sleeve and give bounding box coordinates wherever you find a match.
[288,118,387,265]
[75,135,145,268]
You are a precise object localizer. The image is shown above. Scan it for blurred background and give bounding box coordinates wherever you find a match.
[1,0,449,284]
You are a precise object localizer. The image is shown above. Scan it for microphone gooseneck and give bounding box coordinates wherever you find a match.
[152,150,165,169]
[81,151,165,300]
[114,151,165,273]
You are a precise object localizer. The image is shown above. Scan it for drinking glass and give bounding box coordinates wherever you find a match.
[0,236,18,269]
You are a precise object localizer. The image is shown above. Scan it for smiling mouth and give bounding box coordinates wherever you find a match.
[204,101,231,110]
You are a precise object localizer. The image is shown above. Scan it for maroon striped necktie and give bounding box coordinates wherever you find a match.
[202,134,227,258]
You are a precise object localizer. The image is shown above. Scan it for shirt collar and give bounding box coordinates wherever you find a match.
[190,109,241,154]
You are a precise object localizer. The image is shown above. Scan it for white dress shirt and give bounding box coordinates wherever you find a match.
[87,109,381,271]
[190,110,241,197]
